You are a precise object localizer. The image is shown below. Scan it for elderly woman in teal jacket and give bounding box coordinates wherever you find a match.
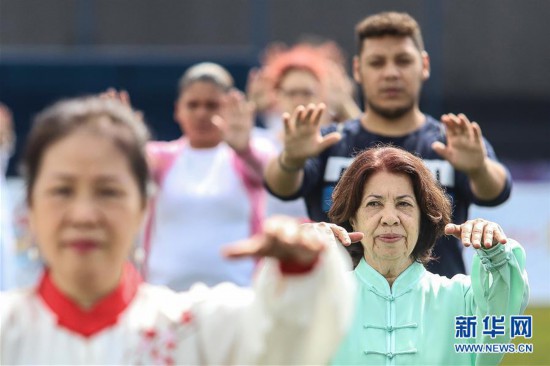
[329,146,529,365]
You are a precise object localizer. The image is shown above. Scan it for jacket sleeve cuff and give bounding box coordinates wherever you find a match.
[278,255,320,274]
[476,243,511,271]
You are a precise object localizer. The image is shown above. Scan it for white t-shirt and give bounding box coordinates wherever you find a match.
[147,142,255,291]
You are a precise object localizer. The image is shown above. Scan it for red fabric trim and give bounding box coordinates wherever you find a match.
[38,262,142,338]
[279,255,320,274]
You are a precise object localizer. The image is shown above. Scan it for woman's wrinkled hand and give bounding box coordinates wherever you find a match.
[445,218,507,249]
[301,222,364,247]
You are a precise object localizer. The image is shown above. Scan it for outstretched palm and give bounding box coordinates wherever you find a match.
[432,113,487,175]
[282,103,341,164]
[223,216,363,265]
[213,89,255,153]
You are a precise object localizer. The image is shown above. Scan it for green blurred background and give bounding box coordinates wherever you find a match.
[502,307,549,365]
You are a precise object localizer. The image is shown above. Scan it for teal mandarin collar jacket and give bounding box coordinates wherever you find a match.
[332,239,529,366]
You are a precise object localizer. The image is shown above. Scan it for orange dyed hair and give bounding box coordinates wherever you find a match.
[262,44,332,90]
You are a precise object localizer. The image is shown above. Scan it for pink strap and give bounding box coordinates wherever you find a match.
[146,138,186,186]
[142,139,185,278]
[231,141,274,235]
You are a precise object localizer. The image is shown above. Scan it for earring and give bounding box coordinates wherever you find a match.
[27,245,39,261]
[133,246,145,265]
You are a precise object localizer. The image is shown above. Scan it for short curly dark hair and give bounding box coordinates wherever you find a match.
[355,12,425,54]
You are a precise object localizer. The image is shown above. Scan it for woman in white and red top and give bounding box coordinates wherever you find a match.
[144,63,277,291]
[0,96,359,365]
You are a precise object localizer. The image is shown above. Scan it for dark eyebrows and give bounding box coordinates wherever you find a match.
[50,173,72,180]
[361,194,382,205]
[362,194,415,203]
[96,176,124,184]
[396,194,415,200]
[366,194,383,199]
[396,53,414,59]
[366,194,414,198]
[47,173,123,184]
[364,54,385,61]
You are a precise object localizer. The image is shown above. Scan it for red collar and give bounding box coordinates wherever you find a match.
[38,263,142,338]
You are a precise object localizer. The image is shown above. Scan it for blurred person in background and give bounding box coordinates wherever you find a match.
[297,36,362,124]
[251,41,360,148]
[249,41,361,219]
[0,103,44,291]
[328,146,528,365]
[264,12,512,278]
[0,102,16,290]
[143,62,275,291]
[0,96,357,365]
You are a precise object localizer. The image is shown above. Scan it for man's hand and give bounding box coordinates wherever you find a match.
[432,113,488,176]
[280,103,342,169]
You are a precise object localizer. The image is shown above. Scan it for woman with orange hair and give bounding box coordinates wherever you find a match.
[253,41,360,145]
[251,42,361,218]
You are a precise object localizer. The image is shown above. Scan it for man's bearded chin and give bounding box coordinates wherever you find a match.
[366,100,415,120]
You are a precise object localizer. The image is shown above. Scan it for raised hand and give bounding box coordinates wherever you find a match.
[245,67,276,114]
[325,62,361,122]
[212,89,255,153]
[445,218,507,249]
[0,103,15,149]
[280,103,342,168]
[432,113,487,175]
[99,88,130,106]
[98,88,144,121]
